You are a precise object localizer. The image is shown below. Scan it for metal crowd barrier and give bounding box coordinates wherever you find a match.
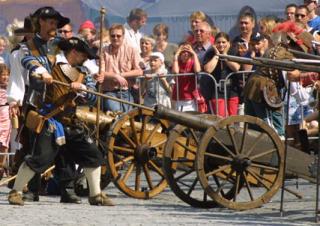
[136,72,219,113]
[219,70,254,117]
[135,71,261,116]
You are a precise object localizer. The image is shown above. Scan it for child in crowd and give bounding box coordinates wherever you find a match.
[142,52,173,108]
[171,42,201,112]
[236,41,249,57]
[203,32,240,117]
[0,63,10,178]
[298,109,319,154]
[0,36,9,65]
[249,34,268,58]
[243,34,268,71]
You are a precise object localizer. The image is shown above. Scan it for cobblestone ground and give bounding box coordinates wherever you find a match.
[0,179,319,226]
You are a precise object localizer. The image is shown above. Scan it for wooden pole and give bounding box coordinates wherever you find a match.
[96,7,106,145]
[49,78,153,111]
[31,73,154,111]
[280,82,291,217]
[0,165,55,187]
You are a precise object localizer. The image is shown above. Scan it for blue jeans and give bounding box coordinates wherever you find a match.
[102,90,133,113]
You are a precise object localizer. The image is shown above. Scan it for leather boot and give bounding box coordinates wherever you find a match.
[23,191,39,202]
[88,193,115,206]
[60,189,82,204]
[8,190,24,206]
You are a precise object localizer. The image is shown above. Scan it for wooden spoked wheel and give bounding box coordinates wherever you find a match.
[106,108,169,199]
[196,115,284,210]
[163,115,221,208]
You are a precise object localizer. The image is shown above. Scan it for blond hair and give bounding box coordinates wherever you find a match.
[259,16,277,38]
[189,11,206,22]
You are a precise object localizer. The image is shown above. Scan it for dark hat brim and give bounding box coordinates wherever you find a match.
[56,15,70,29]
[58,37,98,60]
[13,28,33,35]
[43,12,70,29]
[13,16,34,35]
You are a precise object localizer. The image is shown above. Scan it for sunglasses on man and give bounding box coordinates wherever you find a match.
[295,13,307,18]
[110,34,122,38]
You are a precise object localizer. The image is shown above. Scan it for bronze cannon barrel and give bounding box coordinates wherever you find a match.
[154,105,218,131]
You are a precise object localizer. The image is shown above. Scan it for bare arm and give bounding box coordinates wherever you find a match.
[225,59,240,72]
[95,71,128,87]
[160,77,172,96]
[171,47,182,74]
[223,43,240,72]
[204,46,219,73]
[172,57,179,74]
[242,63,253,71]
[121,69,143,78]
[188,47,201,73]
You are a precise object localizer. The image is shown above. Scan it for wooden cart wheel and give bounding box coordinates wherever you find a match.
[163,114,222,208]
[196,115,284,210]
[106,108,169,199]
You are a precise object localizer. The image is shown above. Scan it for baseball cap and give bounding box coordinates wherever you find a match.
[78,20,96,32]
[250,33,266,42]
[149,52,164,62]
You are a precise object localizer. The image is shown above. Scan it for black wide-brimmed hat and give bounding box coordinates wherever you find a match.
[32,6,70,28]
[58,37,98,60]
[14,16,34,35]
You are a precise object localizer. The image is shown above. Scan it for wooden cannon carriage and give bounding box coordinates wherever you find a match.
[65,7,317,211]
[76,98,317,211]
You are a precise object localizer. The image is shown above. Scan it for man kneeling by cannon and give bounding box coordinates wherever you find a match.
[8,37,114,206]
